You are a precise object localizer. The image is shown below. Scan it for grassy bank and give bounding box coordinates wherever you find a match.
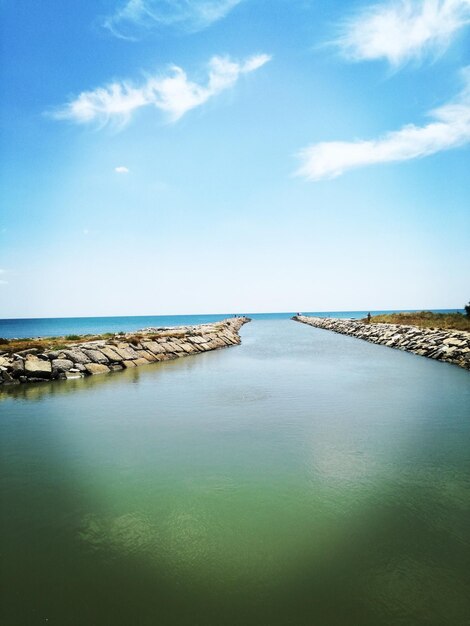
[368,311,470,332]
[0,333,118,356]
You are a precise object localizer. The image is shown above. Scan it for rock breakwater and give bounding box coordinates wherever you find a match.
[0,317,250,386]
[293,315,470,371]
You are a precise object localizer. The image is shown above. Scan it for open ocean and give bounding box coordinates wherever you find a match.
[0,309,462,339]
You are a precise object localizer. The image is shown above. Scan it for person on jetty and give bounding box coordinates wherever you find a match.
[367,312,371,323]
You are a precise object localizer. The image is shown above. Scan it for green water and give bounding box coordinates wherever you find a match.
[1,320,470,625]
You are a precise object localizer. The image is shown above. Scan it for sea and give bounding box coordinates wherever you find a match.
[0,309,463,338]
[1,312,469,625]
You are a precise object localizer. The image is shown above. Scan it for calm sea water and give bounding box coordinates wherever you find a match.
[1,319,469,625]
[0,309,462,338]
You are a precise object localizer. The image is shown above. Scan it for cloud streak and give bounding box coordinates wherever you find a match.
[336,0,470,67]
[52,54,271,127]
[103,0,243,39]
[115,166,130,173]
[297,67,470,180]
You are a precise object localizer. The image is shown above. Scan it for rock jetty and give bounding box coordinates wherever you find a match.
[0,317,250,386]
[293,315,470,371]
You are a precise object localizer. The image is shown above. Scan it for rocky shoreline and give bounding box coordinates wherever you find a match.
[293,315,470,371]
[0,317,250,386]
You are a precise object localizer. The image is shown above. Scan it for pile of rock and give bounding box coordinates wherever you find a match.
[293,315,470,371]
[0,317,250,386]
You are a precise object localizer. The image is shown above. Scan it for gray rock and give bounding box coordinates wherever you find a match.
[98,346,123,362]
[2,371,19,384]
[61,349,91,364]
[24,357,52,378]
[133,357,150,367]
[444,338,466,347]
[10,360,25,377]
[15,348,39,356]
[84,363,110,375]
[52,358,74,373]
[113,345,139,360]
[141,341,165,354]
[82,349,109,364]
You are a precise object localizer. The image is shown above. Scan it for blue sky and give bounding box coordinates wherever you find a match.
[1,0,469,318]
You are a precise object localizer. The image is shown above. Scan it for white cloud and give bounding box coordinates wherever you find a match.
[336,0,470,67]
[0,269,8,285]
[296,67,470,180]
[52,54,271,127]
[103,0,243,39]
[115,166,130,173]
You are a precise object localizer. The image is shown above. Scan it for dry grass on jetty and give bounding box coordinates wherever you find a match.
[369,311,470,332]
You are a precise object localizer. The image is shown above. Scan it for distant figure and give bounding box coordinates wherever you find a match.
[367,312,371,323]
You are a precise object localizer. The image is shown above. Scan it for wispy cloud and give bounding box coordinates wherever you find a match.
[336,0,470,67]
[52,54,271,127]
[115,166,130,173]
[0,269,8,285]
[296,67,470,180]
[103,0,243,39]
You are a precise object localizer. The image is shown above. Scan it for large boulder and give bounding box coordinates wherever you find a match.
[24,357,52,378]
[82,349,109,364]
[133,357,150,367]
[141,341,165,355]
[84,363,110,375]
[52,358,74,373]
[10,360,25,378]
[61,349,91,364]
[98,346,123,362]
[112,345,139,360]
[1,369,18,384]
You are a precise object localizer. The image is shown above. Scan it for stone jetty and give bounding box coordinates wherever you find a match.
[0,317,250,386]
[293,315,470,371]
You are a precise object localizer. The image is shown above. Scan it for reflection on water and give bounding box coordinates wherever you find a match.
[1,320,470,625]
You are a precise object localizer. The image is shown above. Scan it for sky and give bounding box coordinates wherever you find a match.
[0,0,469,318]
